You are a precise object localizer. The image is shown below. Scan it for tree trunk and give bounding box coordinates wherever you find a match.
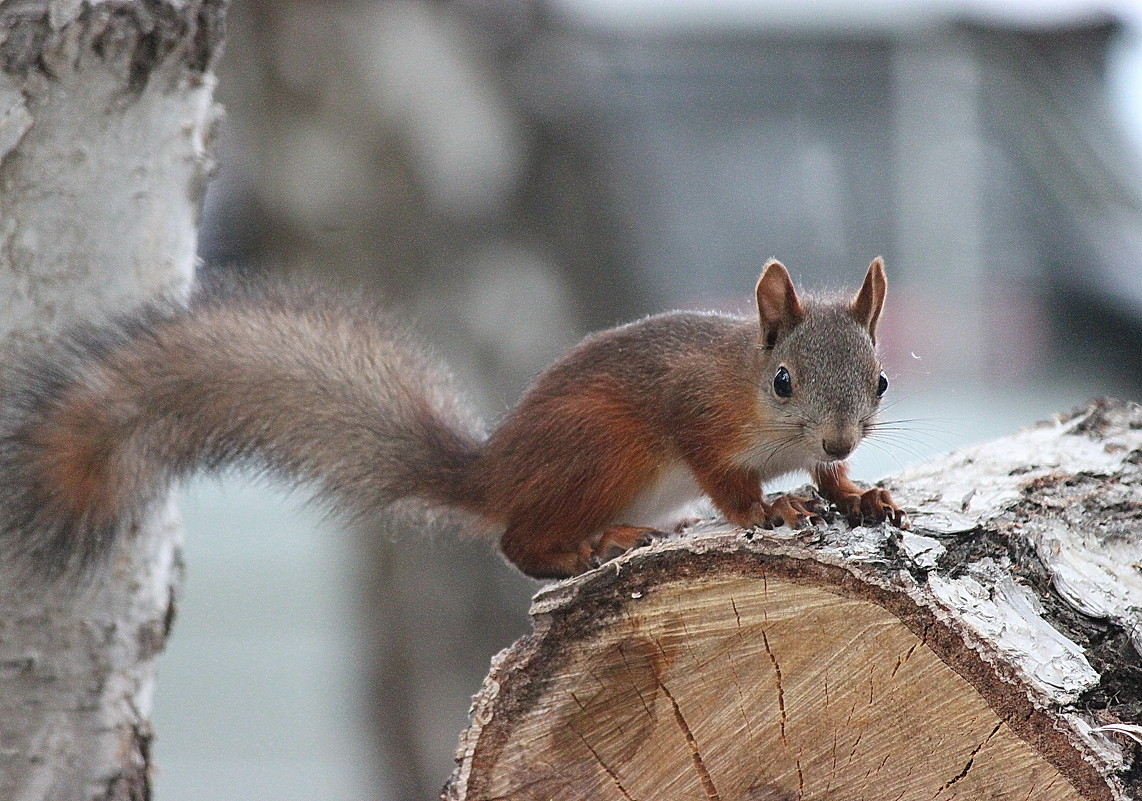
[446,398,1142,801]
[0,2,225,799]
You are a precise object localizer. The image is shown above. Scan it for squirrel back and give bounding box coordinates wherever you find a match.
[0,260,904,580]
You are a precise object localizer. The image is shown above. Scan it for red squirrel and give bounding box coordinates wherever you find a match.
[0,259,905,580]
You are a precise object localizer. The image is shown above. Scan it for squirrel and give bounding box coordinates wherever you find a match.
[0,258,906,581]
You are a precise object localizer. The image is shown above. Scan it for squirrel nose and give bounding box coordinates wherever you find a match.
[821,437,855,460]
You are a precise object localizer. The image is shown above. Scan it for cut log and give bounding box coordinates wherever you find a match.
[445,398,1142,801]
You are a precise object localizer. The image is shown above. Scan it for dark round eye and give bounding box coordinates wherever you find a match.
[773,366,793,398]
[877,371,889,398]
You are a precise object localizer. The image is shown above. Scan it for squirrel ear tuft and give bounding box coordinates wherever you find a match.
[756,260,804,349]
[850,257,887,344]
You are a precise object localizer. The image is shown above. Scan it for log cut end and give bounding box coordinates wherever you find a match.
[446,399,1142,801]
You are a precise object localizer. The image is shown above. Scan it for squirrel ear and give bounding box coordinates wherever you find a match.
[850,257,887,344]
[756,260,804,349]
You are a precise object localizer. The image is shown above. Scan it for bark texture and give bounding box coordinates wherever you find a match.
[0,2,224,799]
[446,398,1142,801]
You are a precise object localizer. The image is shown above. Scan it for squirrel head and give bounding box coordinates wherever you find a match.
[754,259,888,465]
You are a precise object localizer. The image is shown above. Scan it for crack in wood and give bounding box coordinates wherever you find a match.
[727,597,760,748]
[680,617,706,669]
[616,642,658,720]
[658,677,722,801]
[825,728,840,798]
[843,698,859,733]
[761,630,788,746]
[867,752,891,780]
[586,668,604,693]
[573,726,639,801]
[846,728,865,766]
[726,655,759,745]
[890,642,919,680]
[795,751,805,799]
[932,720,1004,797]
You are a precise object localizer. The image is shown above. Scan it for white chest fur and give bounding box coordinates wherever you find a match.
[617,462,706,529]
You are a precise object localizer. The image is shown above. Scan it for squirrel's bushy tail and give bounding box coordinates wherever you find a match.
[0,281,485,577]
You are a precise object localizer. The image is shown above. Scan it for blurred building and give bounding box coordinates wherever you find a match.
[168,2,1142,800]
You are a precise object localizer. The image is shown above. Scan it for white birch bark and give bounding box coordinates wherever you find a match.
[0,2,225,798]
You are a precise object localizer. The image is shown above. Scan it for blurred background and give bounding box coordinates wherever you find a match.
[151,0,1142,799]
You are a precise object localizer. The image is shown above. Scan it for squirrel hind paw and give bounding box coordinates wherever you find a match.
[584,524,664,570]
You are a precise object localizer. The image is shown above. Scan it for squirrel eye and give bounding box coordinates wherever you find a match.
[773,366,793,398]
[877,371,889,398]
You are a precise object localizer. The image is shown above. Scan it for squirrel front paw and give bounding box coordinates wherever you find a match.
[834,487,908,529]
[742,494,824,530]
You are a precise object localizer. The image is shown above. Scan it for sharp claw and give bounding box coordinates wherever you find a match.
[634,533,654,549]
